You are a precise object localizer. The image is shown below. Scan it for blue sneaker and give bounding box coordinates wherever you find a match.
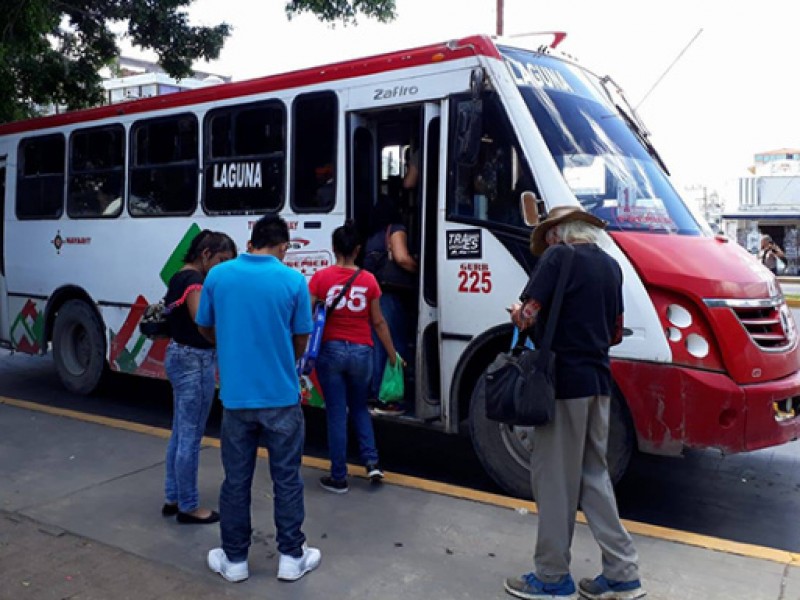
[504,572,577,599]
[578,574,645,599]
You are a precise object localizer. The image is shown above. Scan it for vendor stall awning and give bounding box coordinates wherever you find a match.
[722,212,800,220]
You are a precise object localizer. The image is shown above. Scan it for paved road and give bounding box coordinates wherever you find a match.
[3,350,800,552]
[4,399,798,600]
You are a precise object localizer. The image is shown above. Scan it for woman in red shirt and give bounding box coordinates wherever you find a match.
[309,222,398,494]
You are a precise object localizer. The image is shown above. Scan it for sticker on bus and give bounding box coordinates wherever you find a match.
[447,229,482,259]
[284,250,333,277]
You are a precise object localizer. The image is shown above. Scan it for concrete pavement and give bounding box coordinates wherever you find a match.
[1,397,799,600]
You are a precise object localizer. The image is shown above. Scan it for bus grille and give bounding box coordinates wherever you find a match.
[731,304,791,349]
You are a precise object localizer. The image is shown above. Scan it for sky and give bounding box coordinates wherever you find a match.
[123,0,800,201]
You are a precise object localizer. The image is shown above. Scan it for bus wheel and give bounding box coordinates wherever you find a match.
[468,377,635,499]
[53,300,106,395]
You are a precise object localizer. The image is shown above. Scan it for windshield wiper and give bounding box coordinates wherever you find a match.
[599,75,670,176]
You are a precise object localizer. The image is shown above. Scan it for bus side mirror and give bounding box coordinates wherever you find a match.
[455,99,483,166]
[520,191,540,226]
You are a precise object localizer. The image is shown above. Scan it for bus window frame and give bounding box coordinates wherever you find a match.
[290,90,338,215]
[67,123,126,220]
[202,98,287,216]
[128,112,199,218]
[16,133,66,221]
[445,92,533,235]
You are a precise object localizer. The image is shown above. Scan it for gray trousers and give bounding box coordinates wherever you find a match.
[530,395,639,583]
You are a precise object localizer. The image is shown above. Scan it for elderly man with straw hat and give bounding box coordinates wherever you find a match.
[504,206,645,600]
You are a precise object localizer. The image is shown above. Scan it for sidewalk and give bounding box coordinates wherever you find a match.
[1,399,799,600]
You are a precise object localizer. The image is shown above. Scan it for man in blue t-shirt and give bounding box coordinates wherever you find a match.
[196,215,320,584]
[505,206,644,600]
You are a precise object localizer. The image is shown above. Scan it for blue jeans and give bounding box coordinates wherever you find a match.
[371,291,409,399]
[164,342,216,512]
[316,341,378,480]
[219,404,306,561]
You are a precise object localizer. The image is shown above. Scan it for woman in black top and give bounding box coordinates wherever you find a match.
[363,196,418,415]
[162,230,236,524]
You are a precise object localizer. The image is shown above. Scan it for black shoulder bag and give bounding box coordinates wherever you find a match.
[367,226,417,293]
[483,246,575,427]
[138,283,202,340]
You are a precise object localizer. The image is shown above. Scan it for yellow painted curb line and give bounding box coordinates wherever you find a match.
[2,395,800,567]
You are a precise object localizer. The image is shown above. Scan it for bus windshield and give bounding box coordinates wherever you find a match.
[501,47,701,235]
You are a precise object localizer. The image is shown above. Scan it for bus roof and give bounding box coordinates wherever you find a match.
[0,34,501,136]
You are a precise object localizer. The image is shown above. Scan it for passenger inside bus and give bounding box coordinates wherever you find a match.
[402,139,420,192]
[363,195,418,416]
[313,163,335,207]
[96,181,122,217]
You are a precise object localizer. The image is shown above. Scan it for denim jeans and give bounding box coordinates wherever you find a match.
[219,404,306,561]
[164,342,216,513]
[371,291,409,398]
[316,341,378,480]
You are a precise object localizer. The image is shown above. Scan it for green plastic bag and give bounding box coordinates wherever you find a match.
[378,354,404,403]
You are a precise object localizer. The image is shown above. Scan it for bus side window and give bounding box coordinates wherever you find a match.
[130,114,198,217]
[450,93,531,229]
[292,91,337,213]
[67,125,125,218]
[16,134,65,220]
[204,100,286,214]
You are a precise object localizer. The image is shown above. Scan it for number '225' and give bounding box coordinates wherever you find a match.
[457,270,492,293]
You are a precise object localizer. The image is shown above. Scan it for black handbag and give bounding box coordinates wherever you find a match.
[139,300,170,339]
[138,283,202,340]
[483,246,574,427]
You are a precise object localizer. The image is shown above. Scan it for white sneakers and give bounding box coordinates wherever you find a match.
[207,547,249,582]
[277,544,322,581]
[208,544,321,582]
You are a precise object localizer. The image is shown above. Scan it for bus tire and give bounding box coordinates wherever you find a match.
[468,377,635,499]
[53,300,106,395]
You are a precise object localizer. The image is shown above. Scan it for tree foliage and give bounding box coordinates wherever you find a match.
[0,0,397,124]
[286,0,396,24]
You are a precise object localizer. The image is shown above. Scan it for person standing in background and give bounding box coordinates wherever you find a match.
[162,230,236,525]
[197,215,321,584]
[758,234,785,275]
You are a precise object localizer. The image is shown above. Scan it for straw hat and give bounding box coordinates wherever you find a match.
[530,205,606,256]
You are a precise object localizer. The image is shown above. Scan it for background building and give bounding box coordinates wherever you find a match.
[722,148,800,274]
[41,57,231,115]
[683,184,724,233]
[102,56,231,104]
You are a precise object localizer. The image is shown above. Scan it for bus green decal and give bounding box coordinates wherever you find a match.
[10,300,44,353]
[110,327,153,373]
[159,223,202,286]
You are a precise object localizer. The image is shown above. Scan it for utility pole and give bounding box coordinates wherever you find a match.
[496,0,504,36]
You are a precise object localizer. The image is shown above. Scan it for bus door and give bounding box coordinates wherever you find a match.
[346,102,443,420]
[347,114,378,243]
[413,102,441,420]
[0,157,8,346]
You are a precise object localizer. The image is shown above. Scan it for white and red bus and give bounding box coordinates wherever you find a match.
[1,34,798,497]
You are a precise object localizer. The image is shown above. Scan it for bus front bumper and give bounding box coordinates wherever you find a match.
[612,360,800,456]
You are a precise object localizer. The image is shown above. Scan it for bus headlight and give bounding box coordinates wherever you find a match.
[667,304,692,328]
[666,327,682,342]
[651,288,723,371]
[686,333,709,358]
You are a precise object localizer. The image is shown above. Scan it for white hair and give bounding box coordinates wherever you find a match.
[555,220,601,245]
